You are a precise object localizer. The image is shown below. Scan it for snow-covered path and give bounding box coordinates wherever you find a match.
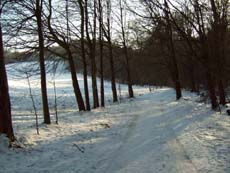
[90,91,198,173]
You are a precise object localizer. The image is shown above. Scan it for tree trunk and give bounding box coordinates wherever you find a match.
[202,42,218,109]
[218,80,226,105]
[36,0,51,124]
[106,0,118,102]
[99,0,105,107]
[168,26,182,100]
[99,40,105,106]
[68,50,86,111]
[78,0,90,110]
[108,38,118,102]
[164,0,182,100]
[0,7,14,140]
[206,70,218,109]
[120,0,134,98]
[175,80,182,100]
[92,0,99,108]
[85,0,99,108]
[47,0,85,111]
[209,0,226,106]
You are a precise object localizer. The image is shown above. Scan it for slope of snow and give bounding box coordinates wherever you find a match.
[0,61,229,173]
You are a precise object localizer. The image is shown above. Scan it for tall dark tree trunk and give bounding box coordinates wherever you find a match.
[106,0,118,102]
[193,0,218,109]
[217,42,226,105]
[36,0,51,124]
[216,37,226,105]
[92,0,99,108]
[201,39,218,109]
[218,79,226,105]
[206,69,218,109]
[209,0,226,105]
[68,50,86,111]
[108,38,118,102]
[85,0,99,108]
[66,0,85,111]
[98,0,105,107]
[78,0,90,110]
[99,38,105,106]
[174,79,182,100]
[125,53,134,98]
[218,26,227,105]
[120,0,134,98]
[0,3,14,140]
[164,0,182,100]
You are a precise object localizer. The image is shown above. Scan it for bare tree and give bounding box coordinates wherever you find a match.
[209,0,228,105]
[46,0,86,111]
[0,0,14,141]
[4,0,52,123]
[163,0,182,100]
[104,0,118,102]
[85,0,99,108]
[25,71,39,135]
[141,0,182,100]
[119,0,134,98]
[98,0,105,107]
[35,0,51,124]
[78,0,91,110]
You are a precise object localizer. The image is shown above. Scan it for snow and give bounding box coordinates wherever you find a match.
[0,135,9,153]
[0,61,229,173]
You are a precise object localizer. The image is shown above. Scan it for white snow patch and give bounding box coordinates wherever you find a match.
[0,135,9,153]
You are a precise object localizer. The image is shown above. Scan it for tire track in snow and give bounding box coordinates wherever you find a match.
[95,108,141,172]
[168,138,199,173]
[159,99,199,173]
[94,97,199,173]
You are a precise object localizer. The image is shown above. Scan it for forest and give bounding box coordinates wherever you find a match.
[0,0,229,173]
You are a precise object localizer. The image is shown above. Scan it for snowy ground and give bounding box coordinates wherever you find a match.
[0,62,229,173]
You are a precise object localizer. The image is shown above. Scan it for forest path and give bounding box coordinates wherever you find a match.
[93,90,199,173]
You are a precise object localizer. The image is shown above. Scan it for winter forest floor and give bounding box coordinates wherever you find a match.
[0,62,230,173]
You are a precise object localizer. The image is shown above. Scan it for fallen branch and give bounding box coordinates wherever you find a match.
[73,143,85,153]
